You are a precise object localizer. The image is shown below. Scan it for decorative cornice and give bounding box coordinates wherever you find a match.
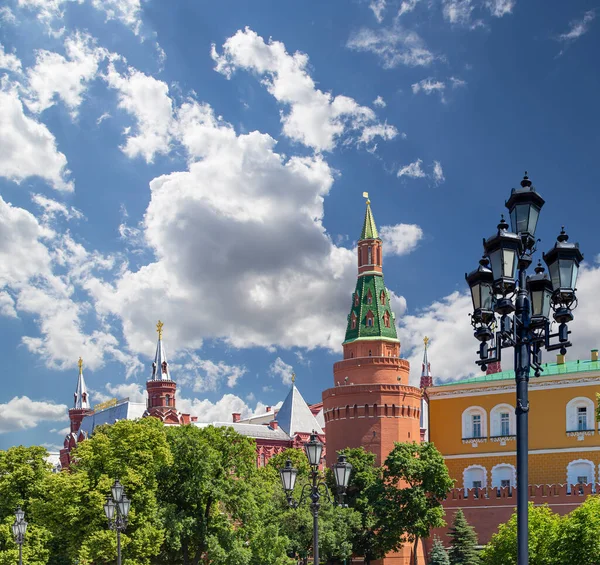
[429,375,600,399]
[343,336,400,345]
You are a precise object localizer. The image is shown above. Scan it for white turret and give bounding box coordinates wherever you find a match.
[74,357,90,409]
[150,320,171,381]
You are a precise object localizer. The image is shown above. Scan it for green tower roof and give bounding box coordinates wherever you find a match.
[360,200,379,240]
[344,275,399,343]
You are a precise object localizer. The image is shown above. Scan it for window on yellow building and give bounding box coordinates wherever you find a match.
[472,414,482,438]
[500,413,510,436]
[578,407,588,431]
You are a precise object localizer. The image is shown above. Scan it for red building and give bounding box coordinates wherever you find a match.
[60,323,324,470]
[322,197,424,565]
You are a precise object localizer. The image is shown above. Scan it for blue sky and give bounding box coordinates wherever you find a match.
[1,0,599,451]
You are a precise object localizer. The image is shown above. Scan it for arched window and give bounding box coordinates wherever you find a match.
[383,311,390,328]
[464,465,487,494]
[351,312,357,330]
[380,290,386,305]
[367,290,373,304]
[462,406,487,439]
[491,464,516,491]
[368,246,372,264]
[567,459,595,493]
[354,293,359,307]
[366,310,374,327]
[374,404,378,417]
[392,404,397,417]
[368,349,372,356]
[353,404,358,418]
[566,397,595,432]
[260,453,265,468]
[490,404,515,437]
[364,404,369,418]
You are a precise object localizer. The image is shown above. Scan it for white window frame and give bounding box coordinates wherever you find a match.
[566,397,595,433]
[567,459,595,493]
[491,463,516,489]
[490,403,516,437]
[462,406,487,439]
[463,465,487,494]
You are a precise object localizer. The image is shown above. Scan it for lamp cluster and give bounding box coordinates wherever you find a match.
[279,433,352,565]
[103,479,131,565]
[466,173,584,373]
[12,507,27,565]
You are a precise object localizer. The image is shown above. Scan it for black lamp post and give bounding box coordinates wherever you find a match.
[12,507,27,565]
[279,434,352,565]
[104,480,131,565]
[466,173,584,565]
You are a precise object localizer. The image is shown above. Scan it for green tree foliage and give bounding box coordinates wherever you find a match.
[380,442,455,565]
[157,424,279,565]
[429,536,450,565]
[553,496,600,565]
[480,503,559,565]
[0,518,51,565]
[71,417,172,565]
[0,446,53,564]
[325,447,386,565]
[447,509,480,565]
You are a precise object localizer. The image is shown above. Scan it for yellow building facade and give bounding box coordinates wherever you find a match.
[429,352,600,493]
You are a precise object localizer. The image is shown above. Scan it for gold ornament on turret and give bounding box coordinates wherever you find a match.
[363,191,370,204]
[78,357,83,374]
[291,372,296,384]
[424,336,429,348]
[156,320,164,340]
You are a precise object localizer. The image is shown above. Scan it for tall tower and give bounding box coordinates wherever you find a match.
[322,196,422,467]
[420,337,432,442]
[69,357,93,434]
[145,320,179,423]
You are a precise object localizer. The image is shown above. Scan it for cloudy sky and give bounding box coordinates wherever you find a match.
[1,0,599,451]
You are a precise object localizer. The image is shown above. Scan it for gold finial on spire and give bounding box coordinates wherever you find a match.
[362,191,370,205]
[78,357,83,374]
[424,336,430,348]
[291,372,296,384]
[156,320,164,340]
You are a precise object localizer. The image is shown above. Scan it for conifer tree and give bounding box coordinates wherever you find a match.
[429,536,450,565]
[447,509,480,565]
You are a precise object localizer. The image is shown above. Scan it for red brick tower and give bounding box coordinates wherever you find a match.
[145,321,192,424]
[322,196,423,564]
[60,357,94,468]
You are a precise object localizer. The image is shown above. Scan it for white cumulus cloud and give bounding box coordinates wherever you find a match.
[397,158,426,178]
[0,85,73,191]
[270,357,295,385]
[0,396,67,433]
[380,224,424,256]
[26,32,109,116]
[212,27,397,152]
[105,62,174,162]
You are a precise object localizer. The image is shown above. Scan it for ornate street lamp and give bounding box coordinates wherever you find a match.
[279,433,352,565]
[104,479,130,565]
[466,172,583,565]
[12,507,27,565]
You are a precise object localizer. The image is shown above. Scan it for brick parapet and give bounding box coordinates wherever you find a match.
[427,483,599,550]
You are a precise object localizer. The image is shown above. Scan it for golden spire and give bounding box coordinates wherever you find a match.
[424,336,430,349]
[291,372,296,384]
[156,320,164,341]
[78,357,83,374]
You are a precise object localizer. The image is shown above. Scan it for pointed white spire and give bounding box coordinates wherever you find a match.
[150,320,171,381]
[276,374,323,436]
[74,357,90,409]
[421,336,431,378]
